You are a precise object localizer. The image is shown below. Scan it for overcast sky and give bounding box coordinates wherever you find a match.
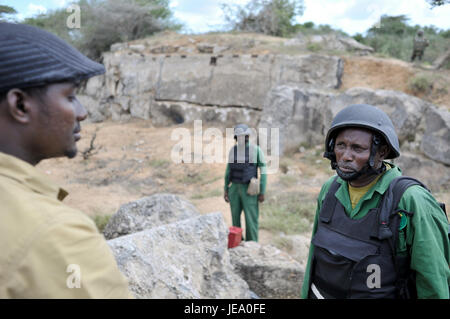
[5,0,450,35]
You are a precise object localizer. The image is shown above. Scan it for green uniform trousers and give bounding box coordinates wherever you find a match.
[228,182,259,242]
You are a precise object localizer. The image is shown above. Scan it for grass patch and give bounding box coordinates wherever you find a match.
[408,74,433,94]
[149,158,171,169]
[91,214,112,233]
[260,192,316,234]
[178,170,208,185]
[306,42,322,52]
[191,188,223,199]
[278,174,298,187]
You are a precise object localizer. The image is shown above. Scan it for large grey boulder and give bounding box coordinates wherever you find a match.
[272,54,343,90]
[258,85,333,153]
[229,241,304,299]
[327,87,429,146]
[285,33,374,56]
[108,212,251,299]
[81,52,343,123]
[420,105,450,166]
[277,234,312,267]
[103,193,200,240]
[395,151,450,191]
[151,100,261,127]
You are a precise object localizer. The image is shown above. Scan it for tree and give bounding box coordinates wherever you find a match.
[221,0,304,37]
[427,0,450,7]
[367,15,412,36]
[23,0,182,60]
[0,5,17,22]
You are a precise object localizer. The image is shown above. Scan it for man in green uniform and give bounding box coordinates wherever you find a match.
[224,124,267,242]
[301,104,450,299]
[411,29,429,62]
[0,23,132,298]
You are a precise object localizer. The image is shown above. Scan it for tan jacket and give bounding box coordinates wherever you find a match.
[0,152,133,298]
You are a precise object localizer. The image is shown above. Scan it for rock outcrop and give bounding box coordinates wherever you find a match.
[229,241,304,299]
[108,212,251,299]
[258,85,450,189]
[80,35,449,189]
[284,33,375,56]
[80,52,343,125]
[103,193,200,240]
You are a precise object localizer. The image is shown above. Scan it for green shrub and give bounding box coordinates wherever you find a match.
[221,0,305,37]
[260,192,315,234]
[91,214,112,233]
[23,0,182,59]
[362,15,449,64]
[306,42,322,52]
[408,75,433,94]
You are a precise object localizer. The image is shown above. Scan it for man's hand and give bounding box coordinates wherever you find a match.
[224,191,229,203]
[258,194,265,203]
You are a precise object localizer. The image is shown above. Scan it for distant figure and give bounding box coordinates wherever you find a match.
[0,22,133,298]
[411,29,429,62]
[224,124,267,242]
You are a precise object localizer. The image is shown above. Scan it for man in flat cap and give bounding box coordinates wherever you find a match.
[0,23,133,298]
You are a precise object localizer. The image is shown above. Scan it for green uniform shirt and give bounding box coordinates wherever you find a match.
[224,142,267,195]
[301,164,450,299]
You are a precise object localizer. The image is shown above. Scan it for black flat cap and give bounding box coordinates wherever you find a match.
[0,22,105,93]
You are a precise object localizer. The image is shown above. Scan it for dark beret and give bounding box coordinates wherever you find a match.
[0,22,105,92]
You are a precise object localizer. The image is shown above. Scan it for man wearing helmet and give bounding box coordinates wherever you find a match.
[224,124,267,242]
[301,104,450,299]
[411,29,429,62]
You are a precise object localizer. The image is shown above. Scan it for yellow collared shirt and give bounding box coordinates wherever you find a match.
[0,152,133,298]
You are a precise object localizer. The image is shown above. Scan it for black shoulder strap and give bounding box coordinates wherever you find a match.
[319,176,340,224]
[377,176,428,240]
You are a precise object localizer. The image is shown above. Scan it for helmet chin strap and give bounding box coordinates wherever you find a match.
[336,161,385,182]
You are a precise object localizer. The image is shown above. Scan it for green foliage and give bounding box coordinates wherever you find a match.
[91,214,111,233]
[427,0,450,6]
[439,29,450,38]
[291,21,348,37]
[0,5,17,22]
[408,75,433,94]
[353,33,365,43]
[260,192,315,234]
[22,0,182,59]
[190,188,222,200]
[23,8,75,45]
[306,42,322,52]
[149,158,171,169]
[221,0,304,37]
[359,14,450,65]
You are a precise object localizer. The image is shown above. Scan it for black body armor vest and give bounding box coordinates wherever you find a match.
[309,177,415,299]
[229,144,257,184]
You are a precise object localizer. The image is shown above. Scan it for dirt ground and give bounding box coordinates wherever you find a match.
[340,55,450,109]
